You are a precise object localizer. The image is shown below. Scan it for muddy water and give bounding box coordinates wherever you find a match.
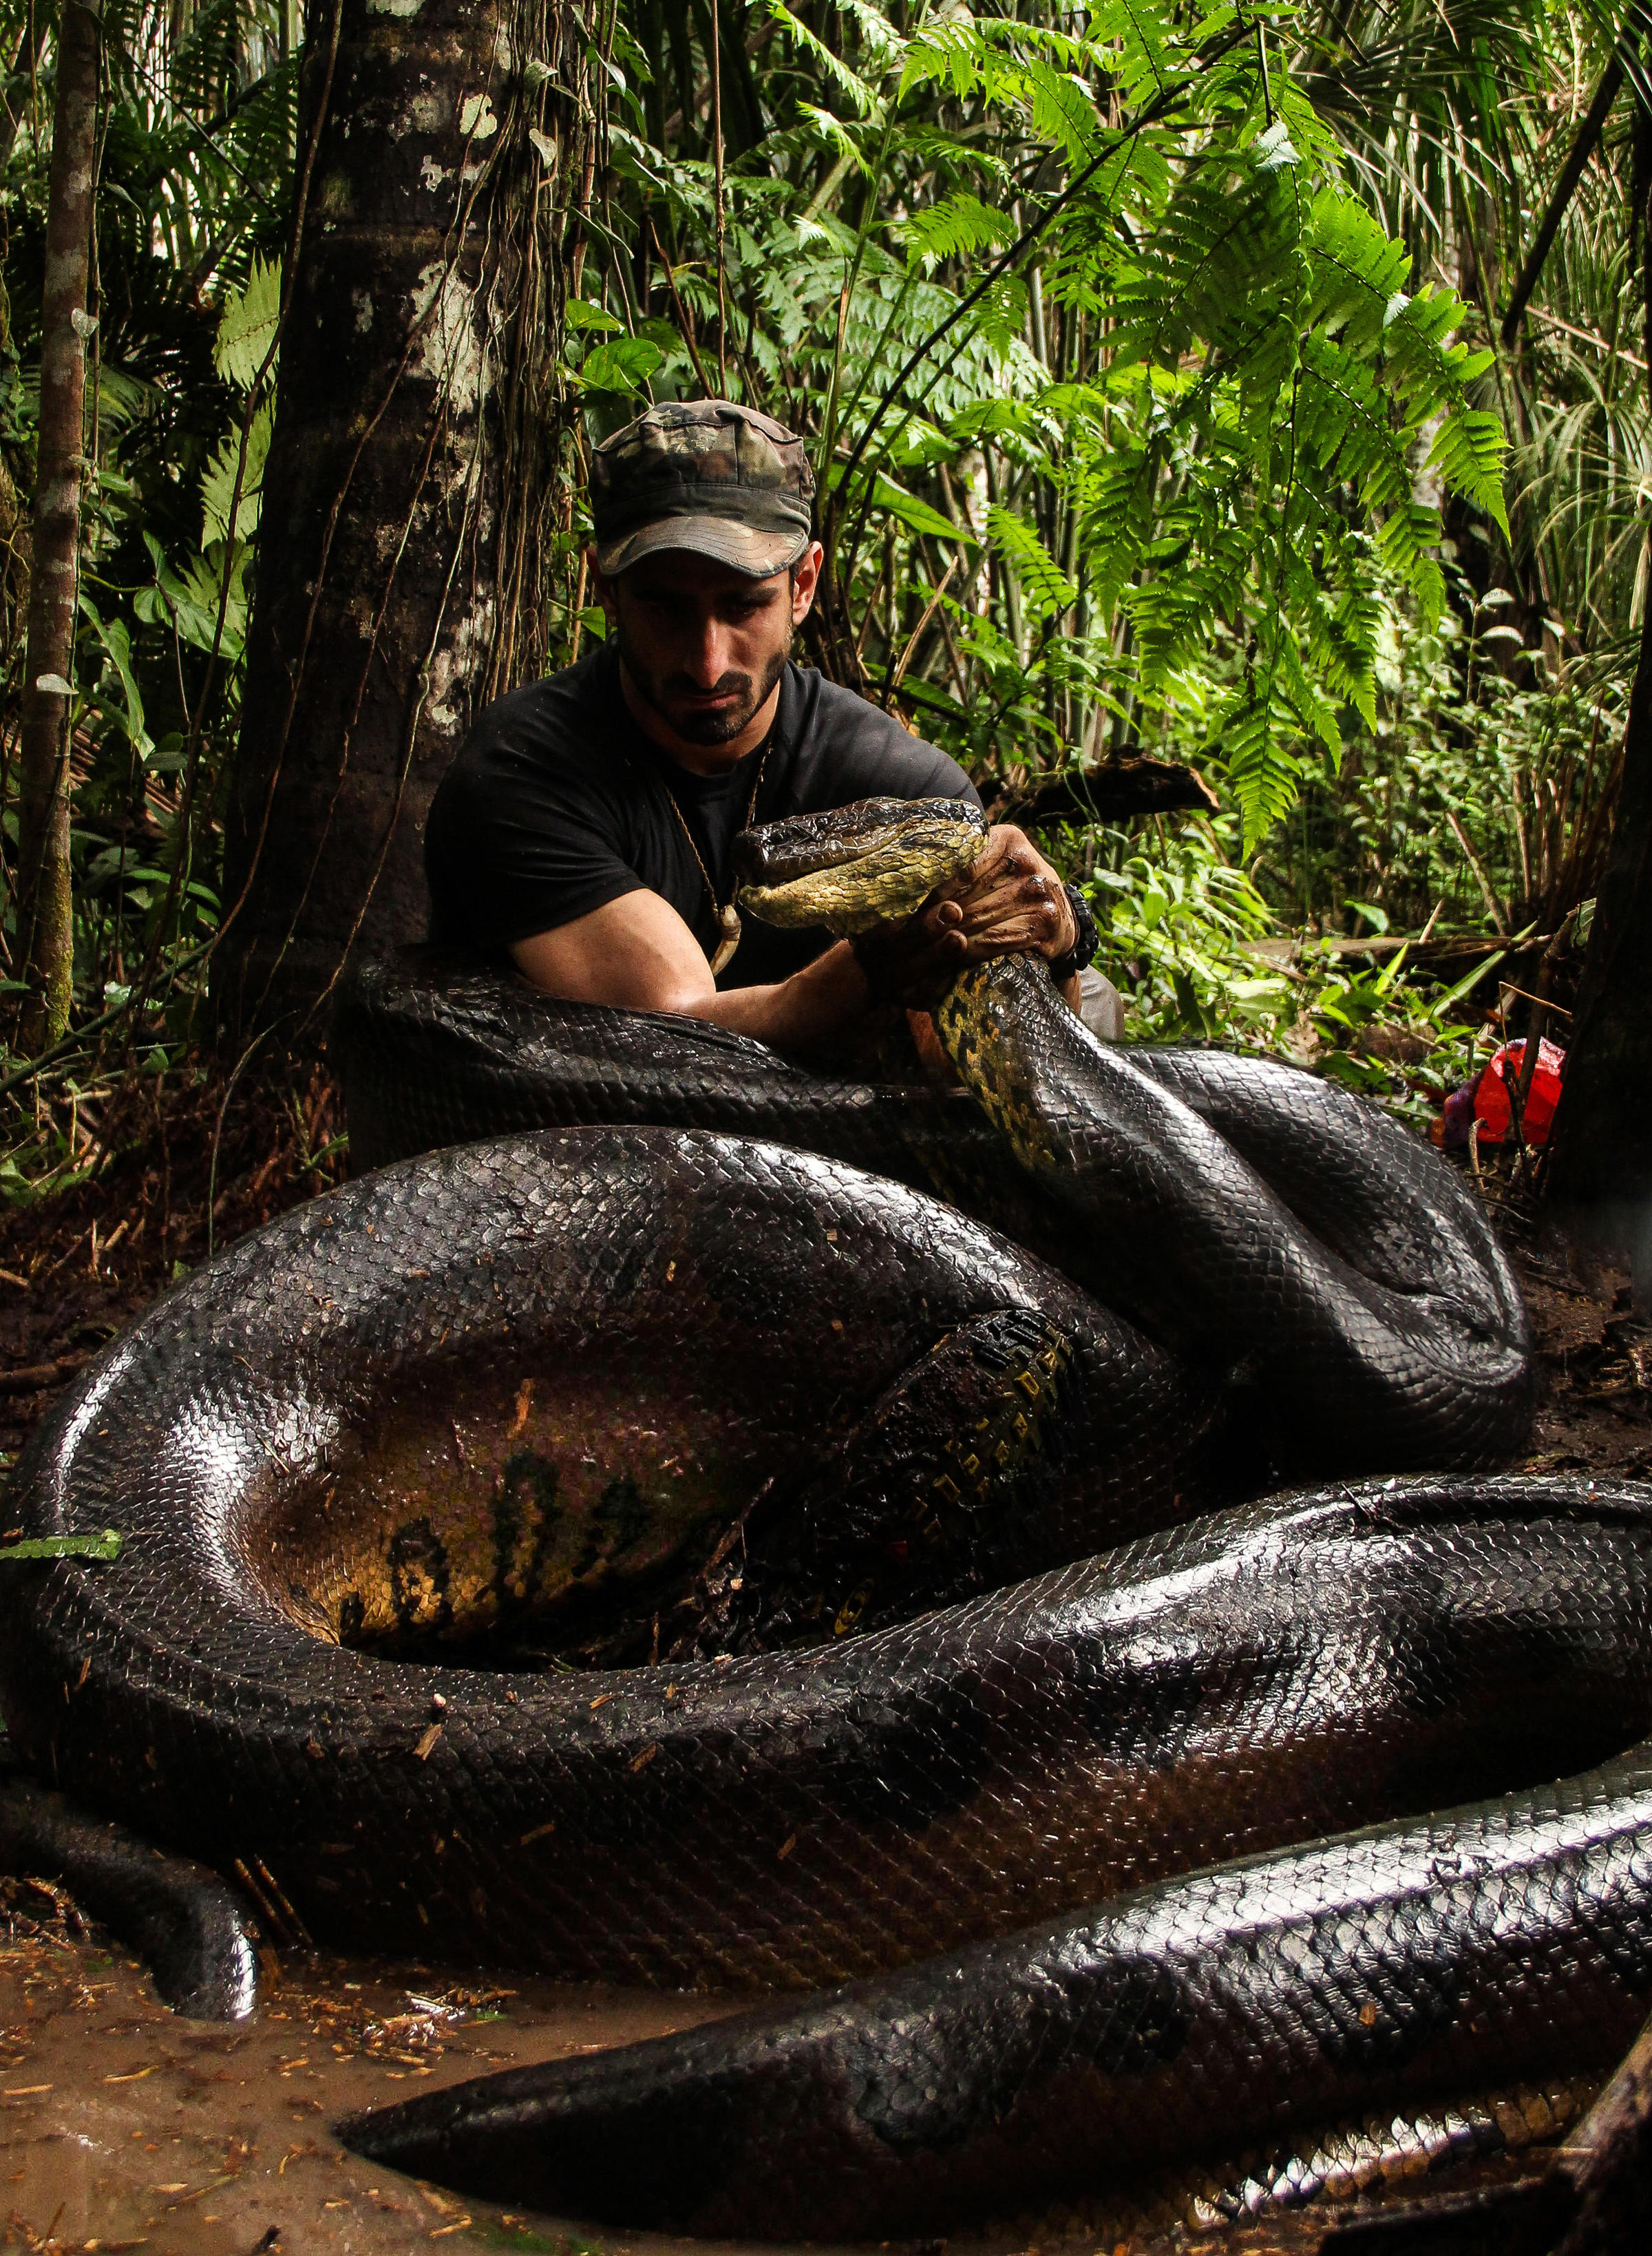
[0,1892,769,2256]
[1,1873,1601,2256]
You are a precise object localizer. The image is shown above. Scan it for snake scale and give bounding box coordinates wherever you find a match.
[2,797,1643,2240]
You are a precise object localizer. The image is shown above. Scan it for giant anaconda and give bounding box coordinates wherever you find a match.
[3,796,1642,2240]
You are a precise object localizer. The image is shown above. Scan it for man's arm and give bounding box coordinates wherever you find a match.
[509,889,890,1050]
[509,824,1081,1046]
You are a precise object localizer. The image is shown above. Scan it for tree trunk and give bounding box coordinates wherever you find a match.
[12,0,98,1055]
[0,265,30,665]
[1545,96,1652,1298]
[215,0,581,1042]
[1543,611,1652,1292]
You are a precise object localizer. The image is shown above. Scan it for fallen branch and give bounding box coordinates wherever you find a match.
[0,1351,91,1395]
[1243,930,1554,964]
[991,755,1221,827]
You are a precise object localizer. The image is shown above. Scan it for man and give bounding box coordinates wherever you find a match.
[425,399,1097,1051]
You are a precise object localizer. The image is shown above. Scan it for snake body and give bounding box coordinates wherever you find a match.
[2,797,1623,2237]
[344,1475,1652,2237]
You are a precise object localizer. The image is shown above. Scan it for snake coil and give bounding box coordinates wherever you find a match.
[3,799,1633,2241]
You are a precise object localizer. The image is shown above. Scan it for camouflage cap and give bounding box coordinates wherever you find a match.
[589,399,816,580]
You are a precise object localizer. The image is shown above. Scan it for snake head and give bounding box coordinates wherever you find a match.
[732,797,987,935]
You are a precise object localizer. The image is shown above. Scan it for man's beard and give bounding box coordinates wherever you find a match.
[616,625,787,747]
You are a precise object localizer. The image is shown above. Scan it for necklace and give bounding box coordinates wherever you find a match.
[666,744,770,978]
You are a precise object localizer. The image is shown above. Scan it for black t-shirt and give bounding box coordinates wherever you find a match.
[423,642,979,989]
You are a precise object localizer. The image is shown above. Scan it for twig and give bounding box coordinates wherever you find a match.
[649,220,713,394]
[0,1351,90,1395]
[883,553,961,708]
[1524,305,1649,373]
[208,1023,286,1258]
[1497,982,1573,1018]
[1443,808,1507,933]
[710,0,727,395]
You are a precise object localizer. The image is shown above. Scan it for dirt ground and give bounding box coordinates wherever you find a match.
[1,1066,1649,2256]
[1,1057,347,1476]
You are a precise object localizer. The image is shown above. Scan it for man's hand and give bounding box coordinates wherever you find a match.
[931,823,1077,960]
[859,824,1077,1008]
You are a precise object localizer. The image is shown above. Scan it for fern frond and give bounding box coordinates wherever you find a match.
[215,255,282,392]
[900,193,1015,271]
[201,404,273,546]
[1025,58,1101,163]
[1375,505,1448,626]
[766,0,878,115]
[1090,0,1178,105]
[1426,409,1510,533]
[1214,680,1306,848]
[836,0,905,67]
[987,504,1078,620]
[897,17,982,103]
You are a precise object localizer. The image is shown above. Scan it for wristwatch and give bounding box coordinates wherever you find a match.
[1050,881,1099,984]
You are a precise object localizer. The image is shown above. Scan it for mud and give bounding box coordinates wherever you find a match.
[0,1884,755,2256]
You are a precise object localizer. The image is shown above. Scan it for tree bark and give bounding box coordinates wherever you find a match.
[1543,607,1652,1289]
[12,0,98,1055]
[215,0,578,1042]
[1545,92,1652,1298]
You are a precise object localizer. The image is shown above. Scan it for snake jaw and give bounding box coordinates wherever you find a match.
[735,797,987,934]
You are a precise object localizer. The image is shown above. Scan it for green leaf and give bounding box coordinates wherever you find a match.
[141,530,248,659]
[765,0,879,115]
[900,192,1015,271]
[827,462,979,549]
[1425,409,1509,536]
[78,593,149,757]
[1251,118,1299,172]
[578,337,664,394]
[1427,949,1509,1022]
[201,403,273,545]
[214,255,282,391]
[986,503,1076,619]
[0,1530,124,1563]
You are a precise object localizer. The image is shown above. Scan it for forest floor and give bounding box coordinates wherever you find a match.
[0,1064,1649,2256]
[0,1055,348,1475]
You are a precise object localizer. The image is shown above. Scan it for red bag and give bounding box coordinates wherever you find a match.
[1472,1036,1565,1146]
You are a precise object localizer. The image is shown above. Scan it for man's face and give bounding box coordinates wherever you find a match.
[598,544,821,752]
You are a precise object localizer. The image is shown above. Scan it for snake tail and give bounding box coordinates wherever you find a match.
[0,1766,259,2018]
